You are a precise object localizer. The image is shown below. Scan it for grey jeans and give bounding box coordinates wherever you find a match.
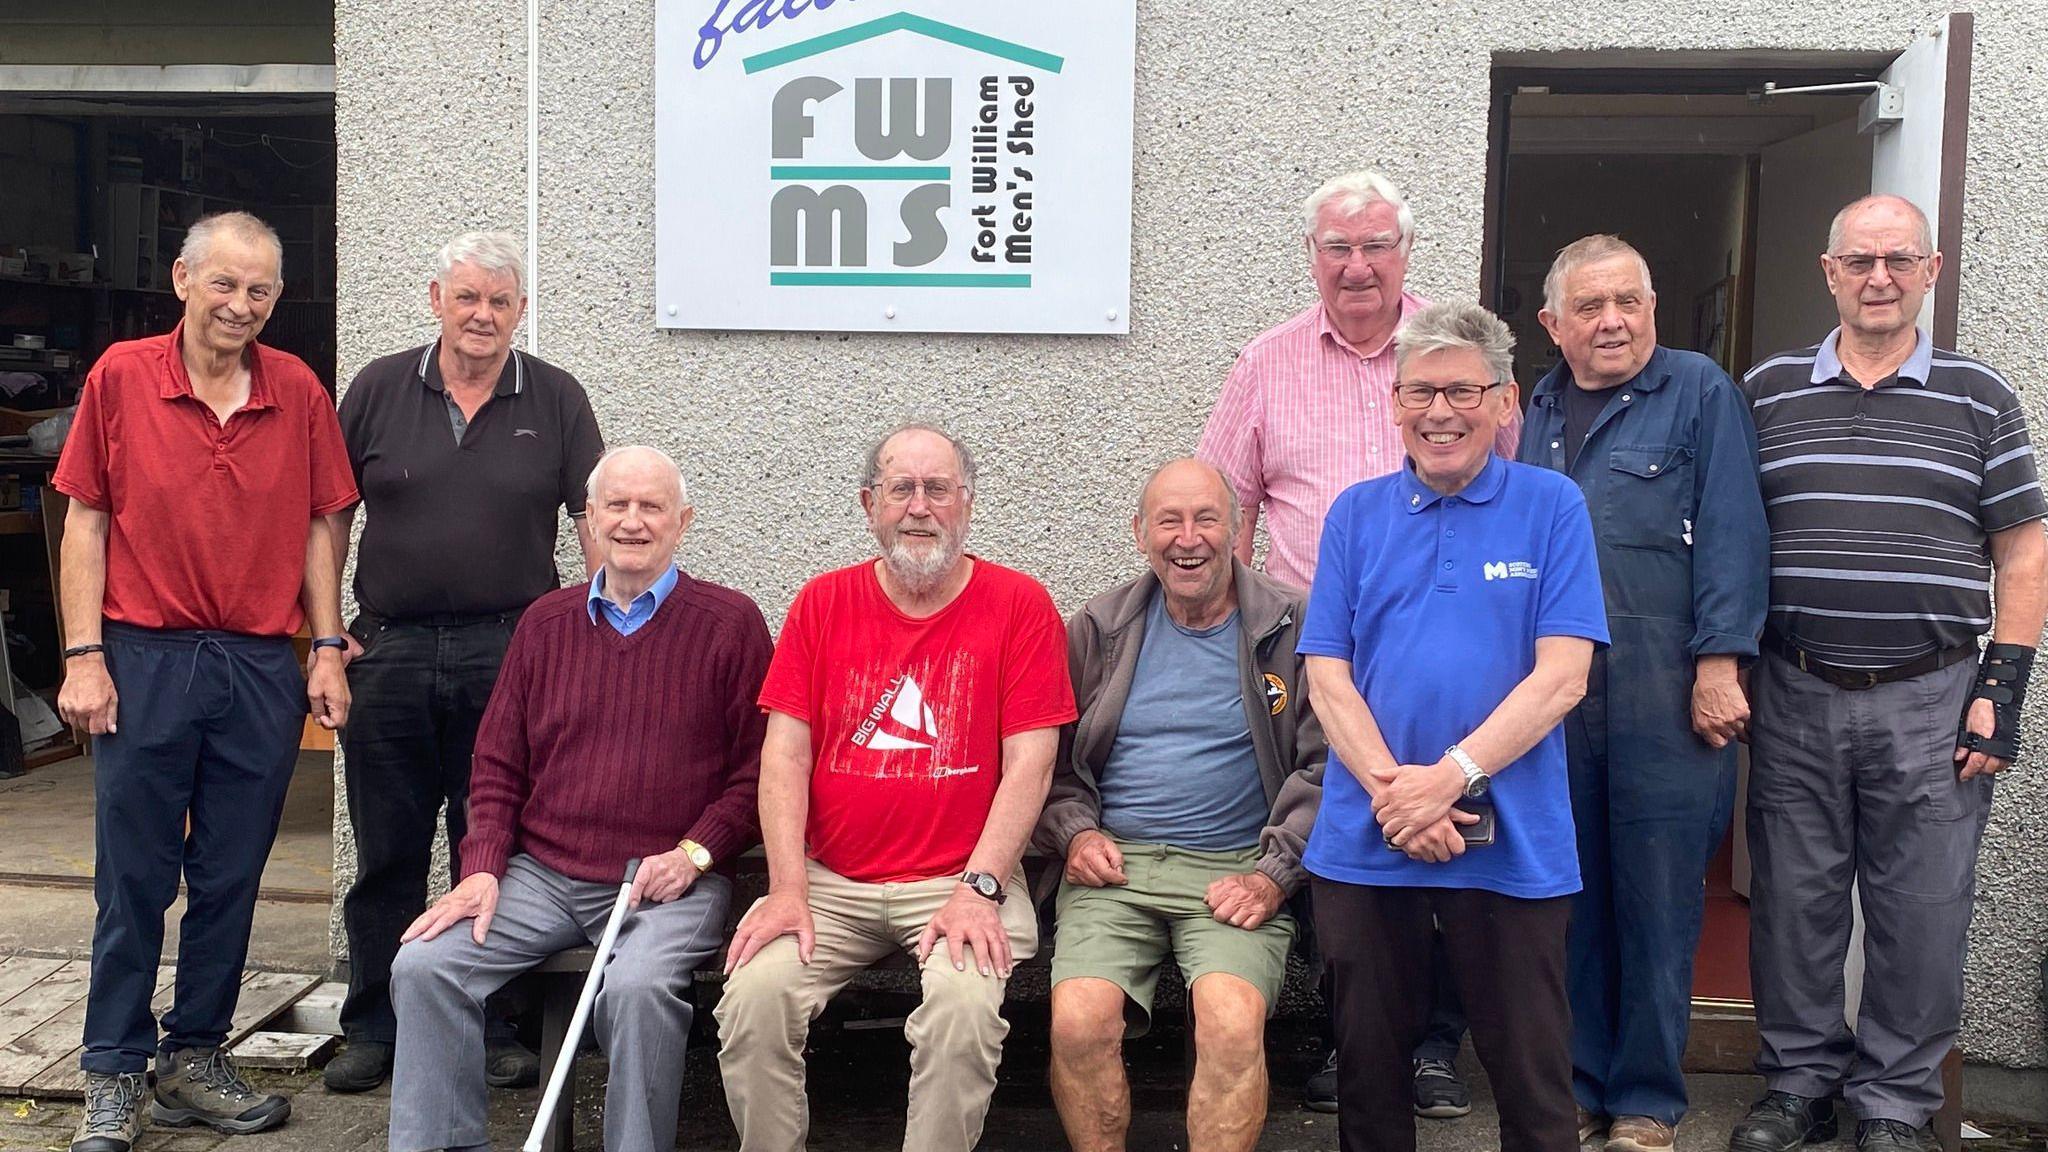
[387,854,730,1152]
[1747,651,1991,1126]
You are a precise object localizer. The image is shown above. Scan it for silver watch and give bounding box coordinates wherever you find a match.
[1446,744,1490,799]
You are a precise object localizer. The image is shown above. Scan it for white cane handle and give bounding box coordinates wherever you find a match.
[522,857,641,1152]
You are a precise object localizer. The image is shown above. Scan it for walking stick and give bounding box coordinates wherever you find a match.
[521,857,640,1152]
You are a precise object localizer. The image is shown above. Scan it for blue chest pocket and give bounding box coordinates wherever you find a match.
[1602,445,1694,551]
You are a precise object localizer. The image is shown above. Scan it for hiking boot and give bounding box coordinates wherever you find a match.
[1412,1056,1471,1119]
[150,1046,290,1134]
[1579,1108,1610,1144]
[1607,1115,1676,1151]
[321,1039,393,1093]
[1856,1119,1934,1152]
[70,1071,146,1152]
[484,1037,541,1089]
[1728,1091,1836,1152]
[1302,1047,1338,1113]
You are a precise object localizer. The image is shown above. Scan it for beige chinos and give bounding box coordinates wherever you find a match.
[715,859,1036,1152]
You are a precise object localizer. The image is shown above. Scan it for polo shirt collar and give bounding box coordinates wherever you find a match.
[160,320,279,411]
[585,563,681,625]
[417,339,526,398]
[1811,326,1932,387]
[1399,451,1507,513]
[1315,292,1422,360]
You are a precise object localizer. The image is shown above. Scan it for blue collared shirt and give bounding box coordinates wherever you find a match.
[1298,454,1609,897]
[585,565,680,636]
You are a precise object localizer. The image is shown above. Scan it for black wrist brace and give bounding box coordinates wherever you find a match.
[1957,643,2034,761]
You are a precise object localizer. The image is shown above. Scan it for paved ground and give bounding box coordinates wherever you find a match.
[4,1015,2043,1152]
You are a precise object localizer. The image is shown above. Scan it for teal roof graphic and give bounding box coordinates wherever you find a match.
[743,13,1065,75]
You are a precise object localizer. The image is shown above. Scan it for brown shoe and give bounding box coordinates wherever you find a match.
[1579,1108,1610,1144]
[1607,1115,1676,1152]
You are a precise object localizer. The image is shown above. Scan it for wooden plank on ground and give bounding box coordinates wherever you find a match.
[0,966,172,1094]
[231,1030,334,1071]
[225,972,322,1046]
[9,959,174,1090]
[23,967,180,1098]
[0,959,88,1051]
[0,955,67,1010]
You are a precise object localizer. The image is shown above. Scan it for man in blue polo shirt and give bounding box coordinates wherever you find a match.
[1301,301,1607,1152]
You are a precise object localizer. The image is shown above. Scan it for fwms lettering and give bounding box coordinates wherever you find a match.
[759,15,1060,287]
[1484,560,1541,581]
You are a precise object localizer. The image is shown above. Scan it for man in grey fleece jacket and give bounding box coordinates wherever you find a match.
[1035,457,1326,1152]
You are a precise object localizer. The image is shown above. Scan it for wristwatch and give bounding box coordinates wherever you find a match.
[1445,745,1491,799]
[677,838,713,870]
[960,870,1006,904]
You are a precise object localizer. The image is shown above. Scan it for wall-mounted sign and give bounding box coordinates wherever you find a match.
[655,1,1136,333]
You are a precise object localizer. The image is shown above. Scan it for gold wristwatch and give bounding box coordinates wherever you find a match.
[677,838,713,870]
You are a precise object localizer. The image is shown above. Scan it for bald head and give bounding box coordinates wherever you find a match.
[1136,457,1240,528]
[586,445,688,507]
[1829,194,1933,256]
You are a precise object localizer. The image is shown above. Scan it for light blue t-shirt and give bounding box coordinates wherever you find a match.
[1098,591,1271,851]
[1298,454,1608,898]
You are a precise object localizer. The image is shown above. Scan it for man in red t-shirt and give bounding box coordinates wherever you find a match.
[717,422,1077,1152]
[52,212,356,1152]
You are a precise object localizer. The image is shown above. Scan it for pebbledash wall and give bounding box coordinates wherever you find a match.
[331,1,2048,1071]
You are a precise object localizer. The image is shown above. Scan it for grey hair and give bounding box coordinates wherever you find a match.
[178,211,284,278]
[1827,194,1933,255]
[1394,301,1517,384]
[436,231,526,296]
[861,421,978,494]
[1302,170,1415,251]
[585,445,690,507]
[1134,457,1242,536]
[1542,234,1655,317]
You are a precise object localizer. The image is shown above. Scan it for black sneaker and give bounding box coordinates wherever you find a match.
[70,1071,146,1152]
[485,1037,541,1089]
[1413,1056,1471,1119]
[1302,1047,1338,1113]
[1728,1091,1837,1152]
[1856,1119,1934,1152]
[321,1039,393,1093]
[150,1047,290,1135]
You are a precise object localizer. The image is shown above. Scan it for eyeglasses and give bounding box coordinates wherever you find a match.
[871,477,966,507]
[1314,240,1402,264]
[1826,253,1931,277]
[1393,382,1505,410]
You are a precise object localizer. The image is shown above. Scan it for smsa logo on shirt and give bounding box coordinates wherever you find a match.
[1483,560,1540,581]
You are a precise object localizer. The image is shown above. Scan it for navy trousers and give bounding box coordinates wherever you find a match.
[1563,645,1735,1124]
[80,623,305,1074]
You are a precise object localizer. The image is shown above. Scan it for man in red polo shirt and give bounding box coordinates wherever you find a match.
[54,211,356,1152]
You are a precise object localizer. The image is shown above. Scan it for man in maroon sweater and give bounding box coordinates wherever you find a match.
[384,445,772,1152]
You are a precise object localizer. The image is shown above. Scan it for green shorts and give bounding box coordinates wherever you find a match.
[1050,838,1295,1037]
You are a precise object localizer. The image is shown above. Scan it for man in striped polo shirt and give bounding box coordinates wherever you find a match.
[1731,195,2047,1152]
[1199,169,1520,1117]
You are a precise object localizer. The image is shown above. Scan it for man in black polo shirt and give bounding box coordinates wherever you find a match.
[324,230,605,1092]
[1730,195,2046,1152]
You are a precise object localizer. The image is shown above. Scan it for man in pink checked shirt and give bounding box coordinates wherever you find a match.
[1200,169,1522,592]
[1198,168,1519,1118]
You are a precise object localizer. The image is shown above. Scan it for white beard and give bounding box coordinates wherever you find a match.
[882,534,963,595]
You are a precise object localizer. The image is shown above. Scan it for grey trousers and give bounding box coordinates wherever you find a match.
[387,854,731,1152]
[1747,652,1991,1126]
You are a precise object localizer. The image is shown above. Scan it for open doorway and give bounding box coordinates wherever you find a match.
[1484,18,1974,1022]
[0,88,338,920]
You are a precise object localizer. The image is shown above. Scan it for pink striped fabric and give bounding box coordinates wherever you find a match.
[1198,296,1523,590]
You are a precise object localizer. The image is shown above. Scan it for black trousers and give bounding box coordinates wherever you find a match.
[1312,877,1575,1152]
[338,616,515,1043]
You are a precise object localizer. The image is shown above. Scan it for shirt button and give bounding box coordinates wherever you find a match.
[1622,394,1633,402]
[1410,494,1420,507]
[1551,441,1560,449]
[1446,529,1456,538]
[1443,561,1453,570]
[1649,464,1659,473]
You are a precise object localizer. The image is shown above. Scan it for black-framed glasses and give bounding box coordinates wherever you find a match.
[1826,252,1931,277]
[870,477,965,507]
[1392,382,1506,410]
